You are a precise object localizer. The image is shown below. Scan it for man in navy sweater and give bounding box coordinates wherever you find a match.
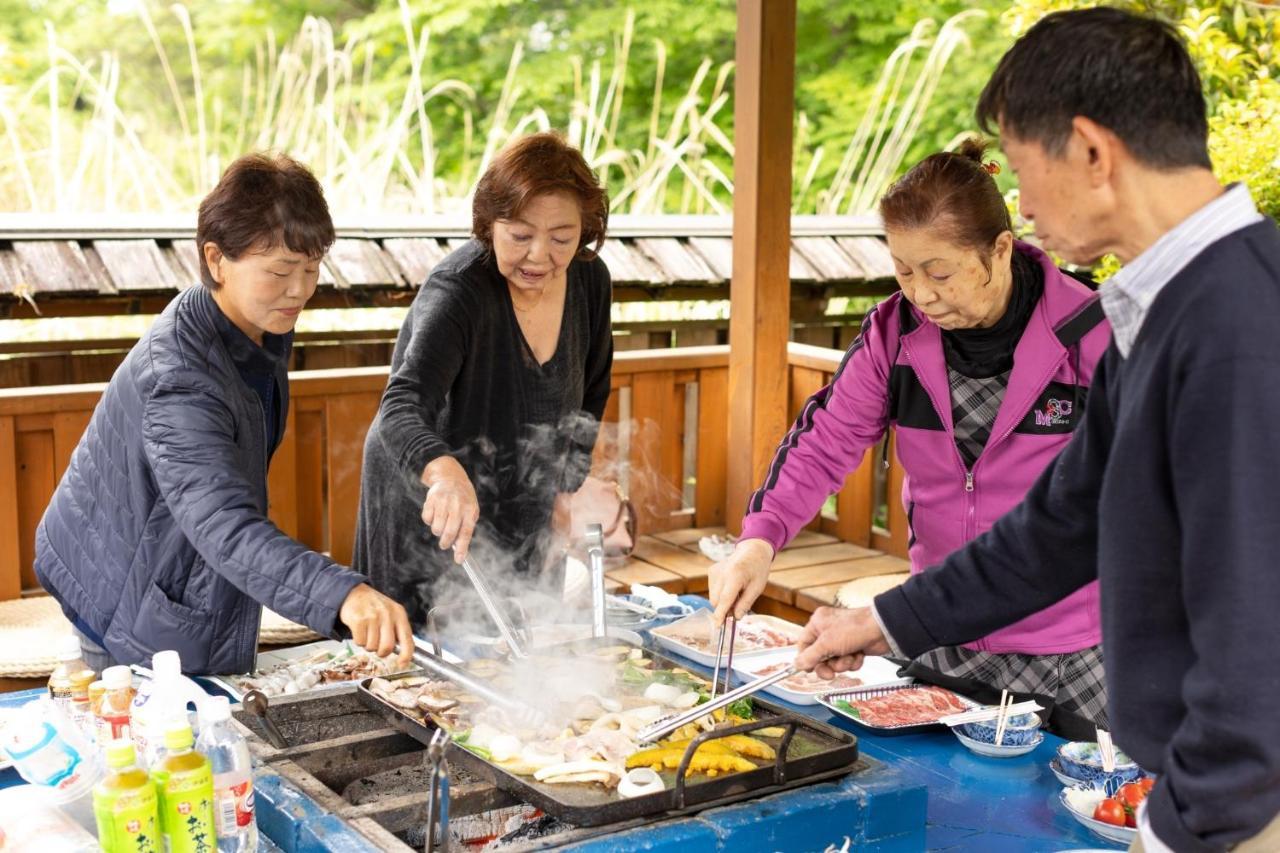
[791,9,1280,852]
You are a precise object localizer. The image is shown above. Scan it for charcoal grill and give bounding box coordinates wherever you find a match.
[353,645,860,828]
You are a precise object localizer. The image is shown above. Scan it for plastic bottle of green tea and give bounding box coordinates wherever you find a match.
[92,738,160,853]
[153,722,215,853]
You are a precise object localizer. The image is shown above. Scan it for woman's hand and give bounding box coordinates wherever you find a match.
[339,583,414,666]
[709,538,775,626]
[420,456,480,564]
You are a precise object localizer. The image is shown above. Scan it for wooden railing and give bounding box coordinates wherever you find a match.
[0,344,905,599]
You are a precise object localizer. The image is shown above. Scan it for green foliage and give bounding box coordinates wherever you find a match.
[0,0,1009,214]
[1003,0,1280,222]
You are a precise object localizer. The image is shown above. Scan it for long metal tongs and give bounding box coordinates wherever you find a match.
[636,664,798,744]
[586,523,608,639]
[423,727,450,853]
[709,615,737,701]
[458,553,528,658]
[405,637,545,727]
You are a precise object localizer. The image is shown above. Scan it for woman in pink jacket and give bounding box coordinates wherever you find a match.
[710,139,1111,734]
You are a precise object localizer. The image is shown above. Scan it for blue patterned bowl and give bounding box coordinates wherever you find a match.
[1056,741,1143,787]
[955,712,1043,746]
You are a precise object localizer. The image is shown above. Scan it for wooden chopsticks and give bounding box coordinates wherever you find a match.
[994,690,1013,746]
[939,699,1043,728]
[1097,727,1117,771]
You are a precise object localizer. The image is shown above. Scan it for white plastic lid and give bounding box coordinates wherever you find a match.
[151,650,181,678]
[102,665,132,690]
[201,695,231,725]
[56,635,83,662]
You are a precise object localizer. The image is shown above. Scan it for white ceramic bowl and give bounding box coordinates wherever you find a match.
[1059,785,1138,845]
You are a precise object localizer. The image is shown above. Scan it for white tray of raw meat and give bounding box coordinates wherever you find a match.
[731,650,911,706]
[817,683,978,734]
[649,610,802,666]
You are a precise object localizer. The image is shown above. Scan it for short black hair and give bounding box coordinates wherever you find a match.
[976,7,1211,170]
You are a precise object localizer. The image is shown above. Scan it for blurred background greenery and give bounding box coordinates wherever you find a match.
[0,1,1274,217]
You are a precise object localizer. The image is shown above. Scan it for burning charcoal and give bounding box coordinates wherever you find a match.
[484,814,574,848]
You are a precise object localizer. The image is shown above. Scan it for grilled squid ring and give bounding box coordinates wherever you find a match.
[617,767,665,799]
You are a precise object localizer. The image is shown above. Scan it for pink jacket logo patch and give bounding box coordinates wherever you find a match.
[1036,398,1073,427]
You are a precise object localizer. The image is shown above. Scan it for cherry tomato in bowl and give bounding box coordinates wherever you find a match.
[1093,797,1127,826]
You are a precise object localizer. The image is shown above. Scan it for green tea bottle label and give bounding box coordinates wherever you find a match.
[159,765,215,853]
[93,784,160,853]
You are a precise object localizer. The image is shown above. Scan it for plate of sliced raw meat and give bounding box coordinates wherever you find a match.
[732,651,911,706]
[818,684,979,733]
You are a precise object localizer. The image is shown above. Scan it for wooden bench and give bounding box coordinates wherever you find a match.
[604,526,910,625]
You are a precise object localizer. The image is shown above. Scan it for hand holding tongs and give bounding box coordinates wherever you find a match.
[423,727,450,853]
[636,663,797,743]
[458,553,528,658]
[710,616,737,701]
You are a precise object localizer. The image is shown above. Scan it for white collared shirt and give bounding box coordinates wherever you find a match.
[1100,182,1263,357]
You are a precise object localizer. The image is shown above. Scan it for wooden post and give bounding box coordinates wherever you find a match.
[726,0,796,533]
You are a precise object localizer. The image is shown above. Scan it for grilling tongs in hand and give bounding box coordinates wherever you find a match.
[458,553,528,659]
[635,663,798,744]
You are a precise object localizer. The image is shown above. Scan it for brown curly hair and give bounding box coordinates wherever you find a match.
[472,132,609,258]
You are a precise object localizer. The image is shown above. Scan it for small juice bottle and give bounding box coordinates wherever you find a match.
[48,636,95,731]
[67,670,98,741]
[153,722,215,853]
[95,666,136,746]
[93,739,160,853]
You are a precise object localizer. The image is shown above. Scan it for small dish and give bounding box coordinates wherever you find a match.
[954,728,1044,758]
[1050,756,1082,787]
[1059,785,1137,845]
[1057,741,1143,787]
[954,712,1043,747]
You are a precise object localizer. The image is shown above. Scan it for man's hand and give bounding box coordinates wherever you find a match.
[421,456,480,564]
[794,606,891,678]
[340,583,414,667]
[709,538,775,626]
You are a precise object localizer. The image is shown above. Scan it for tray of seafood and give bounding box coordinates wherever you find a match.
[210,640,413,700]
[357,639,860,826]
[649,610,802,666]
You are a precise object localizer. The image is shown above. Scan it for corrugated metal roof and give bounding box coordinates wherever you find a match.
[0,214,895,303]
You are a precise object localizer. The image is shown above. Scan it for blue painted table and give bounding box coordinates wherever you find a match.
[0,626,1118,851]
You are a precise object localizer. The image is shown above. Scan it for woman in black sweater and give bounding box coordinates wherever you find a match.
[354,133,613,621]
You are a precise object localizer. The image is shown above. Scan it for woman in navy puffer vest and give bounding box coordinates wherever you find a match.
[35,153,412,675]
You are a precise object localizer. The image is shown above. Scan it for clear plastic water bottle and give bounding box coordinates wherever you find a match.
[195,696,258,852]
[132,649,183,768]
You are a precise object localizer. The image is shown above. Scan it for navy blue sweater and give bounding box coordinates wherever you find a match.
[876,220,1280,852]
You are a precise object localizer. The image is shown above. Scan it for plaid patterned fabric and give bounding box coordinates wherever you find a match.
[910,643,1110,728]
[948,367,1010,467]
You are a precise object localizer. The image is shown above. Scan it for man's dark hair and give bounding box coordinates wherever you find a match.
[196,152,335,289]
[976,7,1211,170]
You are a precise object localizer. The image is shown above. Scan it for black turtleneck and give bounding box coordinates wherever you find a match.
[941,250,1044,379]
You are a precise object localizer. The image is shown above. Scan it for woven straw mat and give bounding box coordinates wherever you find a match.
[0,598,319,677]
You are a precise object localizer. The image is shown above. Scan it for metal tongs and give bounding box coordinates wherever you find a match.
[404,637,546,728]
[459,553,528,659]
[423,727,450,853]
[586,522,608,639]
[636,664,798,743]
[709,615,737,701]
